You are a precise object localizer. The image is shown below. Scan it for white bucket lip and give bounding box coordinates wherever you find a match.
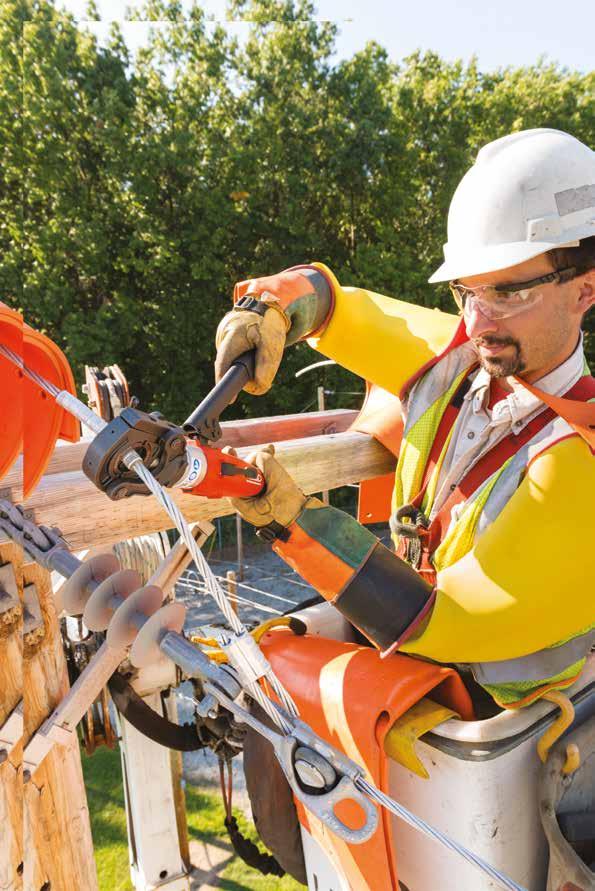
[428,655,595,745]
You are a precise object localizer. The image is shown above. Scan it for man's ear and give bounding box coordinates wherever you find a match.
[577,269,595,316]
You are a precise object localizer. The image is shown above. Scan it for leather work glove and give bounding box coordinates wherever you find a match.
[215,293,290,396]
[225,444,320,529]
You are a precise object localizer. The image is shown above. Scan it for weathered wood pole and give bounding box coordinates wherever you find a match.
[226,570,238,616]
[0,541,23,891]
[317,386,330,506]
[14,432,396,552]
[22,555,98,890]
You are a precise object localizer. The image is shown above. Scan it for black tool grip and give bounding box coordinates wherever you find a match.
[183,350,256,441]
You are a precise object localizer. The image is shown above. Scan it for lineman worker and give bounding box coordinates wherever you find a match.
[214,128,595,709]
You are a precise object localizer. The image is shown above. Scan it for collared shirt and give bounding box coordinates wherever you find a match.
[430,334,586,520]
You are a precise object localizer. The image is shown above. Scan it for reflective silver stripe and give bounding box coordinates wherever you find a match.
[469,628,595,685]
[555,183,595,217]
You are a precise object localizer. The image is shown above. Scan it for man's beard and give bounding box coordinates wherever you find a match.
[474,335,526,378]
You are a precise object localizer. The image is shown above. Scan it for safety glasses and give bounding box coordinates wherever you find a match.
[449,265,580,320]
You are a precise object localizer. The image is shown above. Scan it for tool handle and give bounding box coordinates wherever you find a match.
[183,350,256,440]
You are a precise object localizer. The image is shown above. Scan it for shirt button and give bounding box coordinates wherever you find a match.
[467,431,475,439]
[514,421,523,429]
[450,484,456,491]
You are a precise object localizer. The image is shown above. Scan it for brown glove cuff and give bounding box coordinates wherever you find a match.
[254,497,324,544]
[235,292,291,331]
[233,265,333,344]
[255,293,291,332]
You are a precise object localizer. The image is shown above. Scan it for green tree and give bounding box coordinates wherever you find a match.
[3,0,594,422]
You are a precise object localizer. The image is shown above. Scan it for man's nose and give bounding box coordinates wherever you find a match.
[464,301,500,339]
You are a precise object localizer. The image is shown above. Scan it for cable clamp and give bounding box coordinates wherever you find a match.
[219,630,271,689]
[0,499,69,568]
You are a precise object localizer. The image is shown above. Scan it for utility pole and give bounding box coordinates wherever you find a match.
[317,387,330,505]
[226,570,238,616]
[235,514,244,581]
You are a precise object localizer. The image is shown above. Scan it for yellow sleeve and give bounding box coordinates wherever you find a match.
[307,263,459,395]
[402,436,595,662]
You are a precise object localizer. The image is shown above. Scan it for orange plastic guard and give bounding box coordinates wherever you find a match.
[23,321,80,496]
[260,631,473,891]
[351,383,402,525]
[514,375,595,454]
[0,304,81,498]
[0,304,24,486]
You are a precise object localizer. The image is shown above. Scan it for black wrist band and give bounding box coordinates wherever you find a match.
[255,521,291,543]
[235,295,269,316]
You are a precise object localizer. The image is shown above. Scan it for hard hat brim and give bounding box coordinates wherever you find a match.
[428,239,581,285]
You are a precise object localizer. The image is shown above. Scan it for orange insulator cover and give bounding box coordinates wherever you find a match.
[0,304,24,486]
[0,303,80,497]
[260,631,473,891]
[351,383,403,525]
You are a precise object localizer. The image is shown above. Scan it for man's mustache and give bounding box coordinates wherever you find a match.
[474,335,519,349]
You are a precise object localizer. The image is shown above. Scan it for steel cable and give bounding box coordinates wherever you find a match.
[128,457,296,729]
[176,580,284,616]
[355,778,527,891]
[4,344,527,888]
[4,344,297,730]
[208,574,298,606]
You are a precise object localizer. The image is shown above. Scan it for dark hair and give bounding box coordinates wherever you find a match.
[548,235,595,274]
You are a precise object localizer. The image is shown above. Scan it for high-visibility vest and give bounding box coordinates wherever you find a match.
[391,337,595,707]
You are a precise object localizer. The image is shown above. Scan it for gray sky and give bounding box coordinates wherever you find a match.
[57,0,594,73]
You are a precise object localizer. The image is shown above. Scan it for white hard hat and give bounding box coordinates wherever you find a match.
[429,128,595,283]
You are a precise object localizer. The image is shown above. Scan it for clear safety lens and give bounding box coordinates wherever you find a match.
[450,282,544,320]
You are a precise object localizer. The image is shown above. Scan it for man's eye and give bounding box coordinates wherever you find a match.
[497,290,522,303]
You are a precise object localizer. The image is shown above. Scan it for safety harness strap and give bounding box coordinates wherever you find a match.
[429,373,595,559]
[425,405,557,555]
[395,374,595,582]
[393,371,474,569]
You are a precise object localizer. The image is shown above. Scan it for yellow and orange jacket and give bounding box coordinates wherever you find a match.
[234,264,595,707]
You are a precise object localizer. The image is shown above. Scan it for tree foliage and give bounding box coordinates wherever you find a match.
[3,0,594,420]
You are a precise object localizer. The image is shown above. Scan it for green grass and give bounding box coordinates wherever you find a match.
[82,745,303,890]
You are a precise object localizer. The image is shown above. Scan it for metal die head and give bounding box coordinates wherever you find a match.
[82,407,187,500]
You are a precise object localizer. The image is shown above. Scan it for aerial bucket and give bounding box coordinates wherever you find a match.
[246,602,595,891]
